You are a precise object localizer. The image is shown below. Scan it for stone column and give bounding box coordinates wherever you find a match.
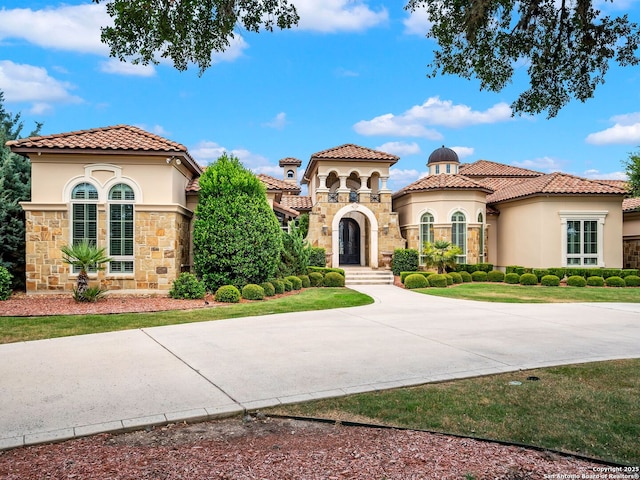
[317,174,329,192]
[380,176,390,193]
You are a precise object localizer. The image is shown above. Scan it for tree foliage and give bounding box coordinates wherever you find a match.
[193,154,282,290]
[624,149,640,198]
[422,240,462,274]
[278,220,310,277]
[61,240,112,301]
[95,0,299,74]
[406,0,640,117]
[0,92,42,290]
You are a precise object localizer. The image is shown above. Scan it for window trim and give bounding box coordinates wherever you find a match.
[108,183,135,276]
[70,182,99,274]
[559,211,607,267]
[451,211,467,263]
[419,211,435,266]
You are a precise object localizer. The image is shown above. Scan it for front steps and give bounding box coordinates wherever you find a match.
[343,267,394,285]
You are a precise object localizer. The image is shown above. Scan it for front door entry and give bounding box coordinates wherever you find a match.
[339,218,360,265]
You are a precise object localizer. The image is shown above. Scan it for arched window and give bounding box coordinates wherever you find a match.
[451,211,466,263]
[71,182,98,246]
[108,184,135,274]
[419,212,434,265]
[287,169,294,179]
[478,212,484,262]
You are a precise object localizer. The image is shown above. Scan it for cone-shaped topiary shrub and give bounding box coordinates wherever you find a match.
[324,272,345,287]
[272,279,285,294]
[566,275,587,287]
[605,276,625,287]
[541,274,560,286]
[505,273,520,284]
[471,270,487,282]
[215,285,241,303]
[460,271,472,283]
[260,281,276,296]
[587,276,604,287]
[428,273,448,288]
[298,274,311,288]
[169,272,206,299]
[487,270,505,282]
[242,283,265,300]
[405,273,429,289]
[624,275,640,287]
[309,272,324,287]
[519,273,538,285]
[449,272,463,284]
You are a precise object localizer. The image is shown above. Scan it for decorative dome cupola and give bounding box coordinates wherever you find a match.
[427,145,459,175]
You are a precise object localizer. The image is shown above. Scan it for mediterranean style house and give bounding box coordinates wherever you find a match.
[7,124,639,294]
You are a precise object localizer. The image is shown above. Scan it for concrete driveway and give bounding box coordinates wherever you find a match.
[1,285,639,449]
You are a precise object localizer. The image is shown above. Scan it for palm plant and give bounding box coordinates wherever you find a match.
[61,240,111,301]
[422,240,462,274]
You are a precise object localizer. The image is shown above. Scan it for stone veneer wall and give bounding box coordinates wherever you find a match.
[623,238,640,269]
[401,224,485,265]
[24,208,191,293]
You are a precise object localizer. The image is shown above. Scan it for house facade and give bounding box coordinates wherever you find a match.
[7,125,635,294]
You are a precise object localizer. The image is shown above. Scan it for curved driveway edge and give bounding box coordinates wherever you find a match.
[1,285,639,449]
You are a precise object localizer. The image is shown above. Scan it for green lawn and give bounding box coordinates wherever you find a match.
[0,288,373,344]
[269,359,640,465]
[414,282,640,303]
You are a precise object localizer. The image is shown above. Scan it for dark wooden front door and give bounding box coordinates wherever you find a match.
[339,218,360,265]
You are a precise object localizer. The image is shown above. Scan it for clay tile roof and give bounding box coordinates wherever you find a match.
[597,179,629,190]
[256,174,301,193]
[459,160,542,178]
[273,201,300,217]
[476,176,532,192]
[623,197,640,212]
[280,195,313,211]
[487,172,627,204]
[279,157,302,167]
[393,173,494,198]
[311,144,399,162]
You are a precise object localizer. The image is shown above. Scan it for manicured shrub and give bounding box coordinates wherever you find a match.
[308,272,324,287]
[391,249,419,276]
[169,272,206,299]
[286,275,303,290]
[0,266,12,301]
[449,272,463,284]
[404,273,429,289]
[505,273,520,284]
[308,266,345,276]
[476,263,493,273]
[323,271,345,287]
[460,271,472,283]
[566,275,587,287]
[283,278,293,291]
[621,269,640,278]
[487,270,505,282]
[308,247,326,267]
[587,276,604,287]
[272,279,285,294]
[548,268,566,279]
[541,274,560,286]
[242,283,265,300]
[505,266,522,275]
[260,281,276,296]
[278,222,310,277]
[533,269,550,282]
[72,286,106,303]
[428,273,448,288]
[624,275,640,287]
[471,270,487,282]
[445,274,453,285]
[519,273,538,285]
[215,285,241,303]
[298,274,311,288]
[605,276,626,287]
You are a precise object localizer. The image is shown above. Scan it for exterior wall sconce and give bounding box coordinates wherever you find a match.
[322,225,328,235]
[383,224,389,235]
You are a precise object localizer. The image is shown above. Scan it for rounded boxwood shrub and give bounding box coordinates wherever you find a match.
[286,275,303,290]
[298,275,311,288]
[541,274,560,286]
[405,273,429,289]
[471,270,487,282]
[460,271,472,283]
[605,276,625,287]
[587,276,604,287]
[487,270,505,282]
[308,272,324,287]
[271,279,285,294]
[566,275,587,287]
[323,272,345,287]
[519,273,538,285]
[242,283,265,300]
[428,273,448,288]
[624,275,640,287]
[169,272,206,299]
[215,285,241,303]
[505,273,520,284]
[449,272,463,284]
[0,266,13,301]
[283,278,293,291]
[445,274,453,285]
[260,281,276,296]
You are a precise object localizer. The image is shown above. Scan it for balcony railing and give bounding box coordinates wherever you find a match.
[349,191,359,203]
[370,193,380,203]
[328,192,339,203]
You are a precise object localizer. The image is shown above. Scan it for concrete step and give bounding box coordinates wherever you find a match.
[343,268,394,285]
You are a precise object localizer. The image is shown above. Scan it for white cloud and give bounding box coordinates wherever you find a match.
[354,97,511,138]
[295,0,388,32]
[0,4,110,55]
[100,59,156,77]
[189,140,279,174]
[389,167,427,191]
[210,35,249,64]
[581,169,628,180]
[0,60,82,110]
[585,112,640,145]
[335,67,359,77]
[450,146,474,159]
[403,7,432,36]
[512,156,563,172]
[264,112,288,129]
[135,124,170,136]
[375,141,421,156]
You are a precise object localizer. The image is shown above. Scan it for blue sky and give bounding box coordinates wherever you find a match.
[1,0,639,191]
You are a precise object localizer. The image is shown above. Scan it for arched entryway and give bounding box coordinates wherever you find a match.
[331,204,379,268]
[339,218,360,264]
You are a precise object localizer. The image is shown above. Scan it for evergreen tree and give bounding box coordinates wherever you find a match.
[0,92,42,290]
[624,149,640,198]
[193,154,283,291]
